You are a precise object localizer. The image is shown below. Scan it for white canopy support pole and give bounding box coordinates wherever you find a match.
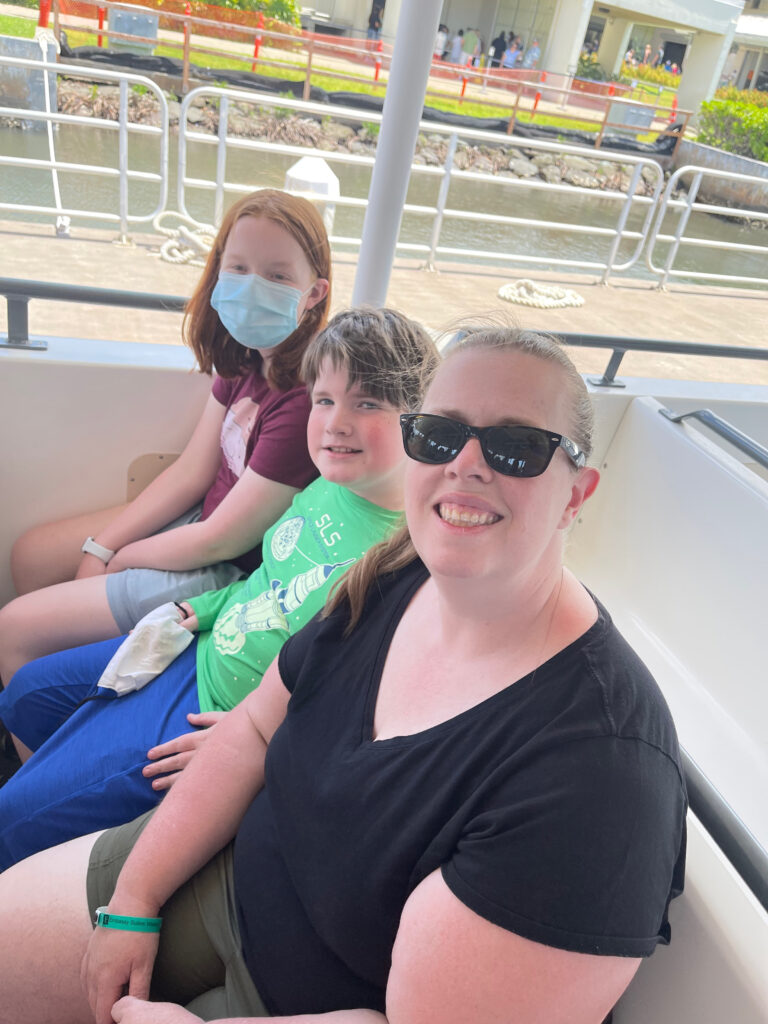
[352,0,443,308]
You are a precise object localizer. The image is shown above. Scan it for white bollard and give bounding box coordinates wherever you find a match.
[284,157,340,235]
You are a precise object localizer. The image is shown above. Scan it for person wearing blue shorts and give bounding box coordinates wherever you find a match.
[0,308,438,868]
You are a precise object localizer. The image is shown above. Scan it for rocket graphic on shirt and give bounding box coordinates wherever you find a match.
[212,558,355,656]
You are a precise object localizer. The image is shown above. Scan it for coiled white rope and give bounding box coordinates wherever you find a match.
[153,212,216,266]
[498,279,585,309]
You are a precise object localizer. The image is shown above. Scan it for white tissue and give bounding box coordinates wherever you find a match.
[97,602,194,696]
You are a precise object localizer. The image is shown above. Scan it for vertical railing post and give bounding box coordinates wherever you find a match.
[601,162,644,284]
[661,169,702,288]
[595,101,609,149]
[178,93,190,218]
[38,0,51,28]
[426,132,458,270]
[182,2,191,96]
[507,81,522,133]
[303,37,313,101]
[7,295,29,344]
[1,293,46,350]
[673,111,691,159]
[252,11,264,70]
[560,65,575,110]
[117,78,129,242]
[214,93,229,228]
[588,348,628,388]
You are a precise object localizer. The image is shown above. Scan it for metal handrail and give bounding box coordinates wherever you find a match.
[5,284,768,386]
[646,165,768,289]
[557,332,768,387]
[0,55,169,239]
[682,748,768,914]
[659,407,768,469]
[0,278,187,350]
[176,85,664,281]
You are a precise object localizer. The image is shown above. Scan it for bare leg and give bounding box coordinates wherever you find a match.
[0,831,103,1024]
[11,734,33,763]
[11,504,127,596]
[0,575,121,689]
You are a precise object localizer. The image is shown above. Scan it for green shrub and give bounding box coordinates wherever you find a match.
[697,99,768,162]
[715,85,768,108]
[576,54,606,81]
[573,54,622,82]
[619,61,679,89]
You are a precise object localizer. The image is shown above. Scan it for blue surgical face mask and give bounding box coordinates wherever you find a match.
[210,272,311,350]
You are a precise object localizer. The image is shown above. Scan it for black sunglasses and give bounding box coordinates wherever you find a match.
[400,413,586,478]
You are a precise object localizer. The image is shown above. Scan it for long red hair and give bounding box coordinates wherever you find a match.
[183,189,332,391]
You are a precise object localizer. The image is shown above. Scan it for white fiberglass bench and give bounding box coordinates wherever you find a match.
[567,395,768,1024]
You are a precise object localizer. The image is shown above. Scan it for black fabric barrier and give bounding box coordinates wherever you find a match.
[58,45,680,156]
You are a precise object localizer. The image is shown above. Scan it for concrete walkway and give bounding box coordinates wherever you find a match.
[2,218,767,386]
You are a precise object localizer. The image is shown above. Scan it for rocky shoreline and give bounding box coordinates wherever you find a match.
[4,79,668,197]
[6,79,766,223]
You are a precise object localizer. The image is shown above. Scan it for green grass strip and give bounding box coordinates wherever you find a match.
[13,23,668,137]
[0,13,35,37]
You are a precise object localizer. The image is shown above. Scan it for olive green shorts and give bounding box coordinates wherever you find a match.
[87,810,269,1020]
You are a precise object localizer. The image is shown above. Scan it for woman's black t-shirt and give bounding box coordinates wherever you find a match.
[233,559,687,1016]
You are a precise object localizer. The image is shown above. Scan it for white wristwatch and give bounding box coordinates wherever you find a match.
[81,536,115,564]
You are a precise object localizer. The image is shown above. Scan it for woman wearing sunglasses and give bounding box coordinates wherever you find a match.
[0,327,686,1024]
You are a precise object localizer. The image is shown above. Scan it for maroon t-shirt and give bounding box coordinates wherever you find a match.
[201,372,317,571]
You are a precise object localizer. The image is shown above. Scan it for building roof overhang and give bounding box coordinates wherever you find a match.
[734,14,768,46]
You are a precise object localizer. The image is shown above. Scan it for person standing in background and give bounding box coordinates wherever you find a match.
[461,26,479,67]
[367,2,383,41]
[522,39,541,69]
[434,23,448,60]
[448,28,463,64]
[502,36,522,68]
[490,30,507,68]
[474,33,486,67]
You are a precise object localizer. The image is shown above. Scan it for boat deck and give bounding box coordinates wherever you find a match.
[2,218,767,386]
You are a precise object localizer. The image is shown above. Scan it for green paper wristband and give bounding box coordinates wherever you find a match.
[94,906,162,933]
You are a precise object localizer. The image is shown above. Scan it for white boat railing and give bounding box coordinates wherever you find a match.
[0,55,169,240]
[646,164,768,289]
[2,61,768,288]
[177,85,665,283]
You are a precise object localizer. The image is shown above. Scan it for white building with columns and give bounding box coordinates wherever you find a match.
[720,0,768,90]
[301,1,749,109]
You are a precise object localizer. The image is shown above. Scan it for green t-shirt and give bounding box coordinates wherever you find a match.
[190,479,402,712]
